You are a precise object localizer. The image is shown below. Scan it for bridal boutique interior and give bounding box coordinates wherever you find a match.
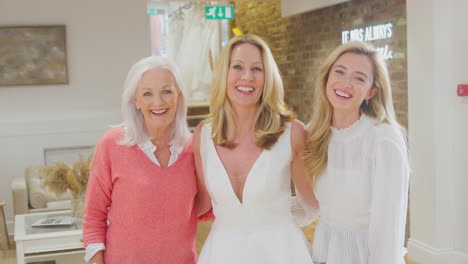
[0,0,467,263]
[147,1,228,102]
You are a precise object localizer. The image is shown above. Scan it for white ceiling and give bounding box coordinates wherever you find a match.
[281,0,351,17]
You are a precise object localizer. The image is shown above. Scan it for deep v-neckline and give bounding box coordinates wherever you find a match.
[211,141,265,205]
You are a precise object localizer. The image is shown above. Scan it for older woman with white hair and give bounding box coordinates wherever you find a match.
[83,56,199,264]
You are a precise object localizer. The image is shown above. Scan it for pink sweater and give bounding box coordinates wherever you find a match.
[83,127,198,264]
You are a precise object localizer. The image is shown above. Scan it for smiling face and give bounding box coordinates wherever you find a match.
[134,67,179,135]
[326,52,377,117]
[226,43,265,108]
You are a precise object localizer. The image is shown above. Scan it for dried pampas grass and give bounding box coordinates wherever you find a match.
[40,153,94,196]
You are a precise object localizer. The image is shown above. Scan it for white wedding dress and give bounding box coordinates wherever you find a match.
[197,123,314,264]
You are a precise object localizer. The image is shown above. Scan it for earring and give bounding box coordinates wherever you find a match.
[365,99,369,105]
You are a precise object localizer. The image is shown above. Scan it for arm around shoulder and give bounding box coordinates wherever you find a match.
[193,123,212,216]
[290,120,319,211]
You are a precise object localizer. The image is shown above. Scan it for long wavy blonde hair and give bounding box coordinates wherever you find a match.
[305,41,405,184]
[206,34,294,149]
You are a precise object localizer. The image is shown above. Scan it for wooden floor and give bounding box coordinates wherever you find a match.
[0,237,15,264]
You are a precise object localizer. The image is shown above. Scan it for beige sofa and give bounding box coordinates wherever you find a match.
[11,167,72,215]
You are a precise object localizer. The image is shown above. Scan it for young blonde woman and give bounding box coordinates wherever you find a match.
[193,34,318,264]
[305,41,409,264]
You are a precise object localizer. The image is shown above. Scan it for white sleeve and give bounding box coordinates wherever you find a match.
[84,243,106,262]
[290,187,319,227]
[368,137,409,264]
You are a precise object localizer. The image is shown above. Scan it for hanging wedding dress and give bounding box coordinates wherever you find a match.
[168,3,220,102]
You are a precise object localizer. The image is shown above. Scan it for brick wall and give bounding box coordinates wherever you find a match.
[234,0,409,244]
[233,0,408,128]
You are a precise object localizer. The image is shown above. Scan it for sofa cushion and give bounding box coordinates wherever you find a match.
[27,167,73,209]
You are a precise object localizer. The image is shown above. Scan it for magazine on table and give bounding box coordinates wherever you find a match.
[32,215,79,227]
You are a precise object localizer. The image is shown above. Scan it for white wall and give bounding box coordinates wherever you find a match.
[0,0,151,234]
[281,0,350,17]
[407,0,468,263]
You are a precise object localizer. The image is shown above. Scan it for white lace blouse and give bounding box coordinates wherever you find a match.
[312,114,409,264]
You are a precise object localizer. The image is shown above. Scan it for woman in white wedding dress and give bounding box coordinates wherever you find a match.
[193,35,318,264]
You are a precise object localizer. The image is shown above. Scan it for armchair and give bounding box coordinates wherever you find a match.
[11,167,72,215]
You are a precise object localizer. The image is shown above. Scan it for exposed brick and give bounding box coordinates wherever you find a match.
[233,0,407,129]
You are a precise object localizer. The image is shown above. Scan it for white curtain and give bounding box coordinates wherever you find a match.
[168,3,220,103]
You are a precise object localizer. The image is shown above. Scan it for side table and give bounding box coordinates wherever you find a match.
[14,210,84,264]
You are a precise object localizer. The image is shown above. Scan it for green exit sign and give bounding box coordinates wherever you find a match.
[147,8,164,15]
[205,5,234,20]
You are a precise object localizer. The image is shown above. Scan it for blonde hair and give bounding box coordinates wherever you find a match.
[305,41,405,184]
[119,56,190,148]
[207,34,294,149]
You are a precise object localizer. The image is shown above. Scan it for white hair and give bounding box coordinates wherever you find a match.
[119,56,190,149]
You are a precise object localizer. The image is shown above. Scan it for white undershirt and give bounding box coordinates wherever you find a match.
[84,140,181,262]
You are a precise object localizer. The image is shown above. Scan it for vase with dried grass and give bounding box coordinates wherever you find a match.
[39,153,93,218]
